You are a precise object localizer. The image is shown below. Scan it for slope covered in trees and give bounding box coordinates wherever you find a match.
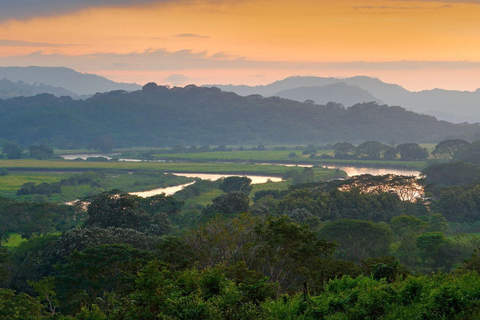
[0,83,478,147]
[212,76,480,123]
[0,66,140,96]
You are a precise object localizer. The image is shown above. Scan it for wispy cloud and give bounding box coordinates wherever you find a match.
[354,4,453,13]
[0,39,77,47]
[173,33,209,38]
[391,0,480,3]
[164,73,190,84]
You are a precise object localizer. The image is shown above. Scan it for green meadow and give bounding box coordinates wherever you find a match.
[149,150,427,170]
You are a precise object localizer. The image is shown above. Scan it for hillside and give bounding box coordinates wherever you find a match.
[0,78,78,99]
[0,83,478,148]
[0,66,141,96]
[275,83,383,106]
[211,76,480,123]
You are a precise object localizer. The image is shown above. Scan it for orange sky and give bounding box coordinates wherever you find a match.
[1,0,480,90]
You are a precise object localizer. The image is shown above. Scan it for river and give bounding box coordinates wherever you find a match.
[59,153,421,198]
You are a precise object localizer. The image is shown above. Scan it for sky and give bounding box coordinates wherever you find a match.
[1,0,480,90]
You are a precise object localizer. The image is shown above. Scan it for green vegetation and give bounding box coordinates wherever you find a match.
[2,233,26,247]
[150,150,427,170]
[3,138,480,318]
[0,85,478,149]
[0,170,193,202]
[0,159,343,178]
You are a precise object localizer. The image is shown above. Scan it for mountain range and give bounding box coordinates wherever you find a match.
[211,76,480,123]
[0,66,141,97]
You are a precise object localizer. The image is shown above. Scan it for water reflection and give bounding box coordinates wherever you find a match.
[171,173,282,184]
[131,182,196,197]
[325,166,421,177]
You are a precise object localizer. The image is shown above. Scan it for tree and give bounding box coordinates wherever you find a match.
[319,219,393,261]
[83,192,150,231]
[356,141,387,160]
[422,161,480,188]
[202,192,250,217]
[2,141,22,159]
[391,215,427,269]
[454,141,480,164]
[433,139,470,159]
[0,288,45,320]
[416,232,450,271]
[55,244,153,313]
[27,145,54,159]
[391,215,428,239]
[219,176,253,195]
[395,143,429,160]
[333,142,356,159]
[254,216,337,290]
[88,134,114,152]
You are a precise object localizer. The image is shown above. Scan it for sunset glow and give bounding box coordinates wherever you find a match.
[2,0,480,90]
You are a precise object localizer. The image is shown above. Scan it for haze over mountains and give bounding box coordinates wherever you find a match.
[1,66,480,125]
[0,67,141,98]
[211,76,480,123]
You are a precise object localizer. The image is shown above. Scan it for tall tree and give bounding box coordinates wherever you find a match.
[2,141,22,159]
[319,219,393,261]
[432,139,470,159]
[83,192,150,230]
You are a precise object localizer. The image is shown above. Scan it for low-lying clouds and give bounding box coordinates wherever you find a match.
[173,34,209,38]
[4,49,480,71]
[4,49,480,90]
[0,39,76,47]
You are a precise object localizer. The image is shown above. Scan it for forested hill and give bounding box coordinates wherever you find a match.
[0,66,141,96]
[0,83,478,147]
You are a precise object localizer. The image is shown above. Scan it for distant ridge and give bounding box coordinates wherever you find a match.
[210,76,480,123]
[275,83,383,106]
[0,78,78,99]
[0,66,141,96]
[0,83,478,147]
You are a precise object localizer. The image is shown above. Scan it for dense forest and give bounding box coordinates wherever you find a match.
[0,83,479,148]
[2,141,480,318]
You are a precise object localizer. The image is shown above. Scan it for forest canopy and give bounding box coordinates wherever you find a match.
[0,84,478,147]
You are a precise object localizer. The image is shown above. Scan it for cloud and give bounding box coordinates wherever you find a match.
[0,39,77,47]
[391,0,480,3]
[211,51,236,59]
[173,33,209,38]
[354,4,453,13]
[4,49,480,73]
[0,0,181,22]
[164,74,190,84]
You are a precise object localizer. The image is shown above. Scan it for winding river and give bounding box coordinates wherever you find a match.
[60,153,421,197]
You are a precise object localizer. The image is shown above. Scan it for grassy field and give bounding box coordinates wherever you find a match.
[149,150,427,170]
[0,159,344,179]
[0,172,70,197]
[0,170,193,202]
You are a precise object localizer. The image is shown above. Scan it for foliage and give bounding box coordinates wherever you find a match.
[319,219,393,261]
[219,176,253,195]
[0,86,477,147]
[83,192,150,231]
[395,143,429,161]
[433,139,470,159]
[202,192,250,218]
[2,141,23,159]
[28,145,54,159]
